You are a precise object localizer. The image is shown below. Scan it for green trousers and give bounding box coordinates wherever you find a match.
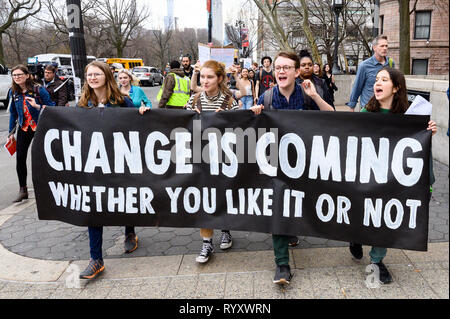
[272,235,290,265]
[273,234,388,265]
[369,247,387,263]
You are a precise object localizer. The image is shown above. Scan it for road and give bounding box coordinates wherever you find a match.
[0,85,161,210]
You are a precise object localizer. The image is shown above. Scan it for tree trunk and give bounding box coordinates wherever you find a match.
[0,33,5,66]
[299,0,322,65]
[398,0,411,74]
[252,0,292,51]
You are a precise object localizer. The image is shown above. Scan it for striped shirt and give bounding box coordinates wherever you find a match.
[185,91,239,111]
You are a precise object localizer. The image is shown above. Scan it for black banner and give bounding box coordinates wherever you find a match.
[32,107,432,251]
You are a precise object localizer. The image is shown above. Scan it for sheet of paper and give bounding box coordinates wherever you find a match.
[210,48,235,68]
[405,94,433,115]
[198,44,211,66]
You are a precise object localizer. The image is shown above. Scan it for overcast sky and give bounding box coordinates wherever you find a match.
[141,0,244,29]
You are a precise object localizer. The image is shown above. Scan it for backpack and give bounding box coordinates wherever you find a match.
[263,87,274,110]
[32,85,45,105]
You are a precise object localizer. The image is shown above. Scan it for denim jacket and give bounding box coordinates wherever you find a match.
[8,86,55,133]
[81,96,134,108]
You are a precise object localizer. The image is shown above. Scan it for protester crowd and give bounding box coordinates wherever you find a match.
[5,35,438,287]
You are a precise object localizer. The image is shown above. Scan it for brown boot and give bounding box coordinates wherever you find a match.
[13,187,28,203]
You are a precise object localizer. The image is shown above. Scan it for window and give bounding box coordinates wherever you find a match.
[379,15,384,35]
[412,59,428,75]
[414,11,431,39]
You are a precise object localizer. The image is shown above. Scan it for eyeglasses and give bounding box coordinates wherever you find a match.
[86,73,105,78]
[12,73,26,78]
[274,65,295,72]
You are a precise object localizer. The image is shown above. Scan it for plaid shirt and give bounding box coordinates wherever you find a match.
[257,83,305,110]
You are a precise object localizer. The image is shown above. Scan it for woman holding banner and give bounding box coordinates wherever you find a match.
[77,61,135,280]
[187,60,239,264]
[7,65,55,203]
[139,60,239,264]
[349,67,437,285]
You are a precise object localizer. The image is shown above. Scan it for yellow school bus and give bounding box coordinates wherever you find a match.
[106,58,144,70]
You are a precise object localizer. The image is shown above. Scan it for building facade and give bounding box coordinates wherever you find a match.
[212,0,225,45]
[380,0,449,75]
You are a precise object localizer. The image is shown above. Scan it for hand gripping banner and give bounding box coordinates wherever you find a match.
[32,107,432,251]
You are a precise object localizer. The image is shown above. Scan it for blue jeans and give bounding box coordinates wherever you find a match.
[241,96,253,110]
[88,226,103,261]
[88,226,135,260]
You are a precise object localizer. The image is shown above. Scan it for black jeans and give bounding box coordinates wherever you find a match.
[16,128,35,187]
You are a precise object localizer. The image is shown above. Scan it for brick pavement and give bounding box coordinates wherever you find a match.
[0,159,447,262]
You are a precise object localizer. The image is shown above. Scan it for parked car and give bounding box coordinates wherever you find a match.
[0,74,11,109]
[132,66,163,86]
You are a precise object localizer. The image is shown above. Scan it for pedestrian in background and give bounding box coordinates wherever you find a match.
[322,63,338,107]
[7,64,55,203]
[77,61,134,280]
[238,68,255,109]
[118,69,152,108]
[346,35,394,112]
[255,56,276,103]
[42,65,68,106]
[313,62,322,77]
[251,62,259,73]
[248,69,256,88]
[157,60,191,109]
[296,50,334,110]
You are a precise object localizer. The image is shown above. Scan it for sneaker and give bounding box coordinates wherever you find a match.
[349,243,363,260]
[220,231,233,250]
[79,259,104,280]
[124,233,138,253]
[273,265,293,285]
[373,261,393,284]
[288,236,300,247]
[196,240,214,263]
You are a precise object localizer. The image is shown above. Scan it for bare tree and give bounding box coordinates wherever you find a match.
[0,0,42,65]
[96,0,150,58]
[149,28,174,71]
[252,0,293,51]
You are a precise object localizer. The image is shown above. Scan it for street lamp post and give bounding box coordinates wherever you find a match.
[332,0,345,75]
[235,20,245,50]
[207,0,213,45]
[66,0,88,102]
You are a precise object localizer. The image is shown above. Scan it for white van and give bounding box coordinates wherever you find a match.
[33,53,97,68]
[0,74,11,108]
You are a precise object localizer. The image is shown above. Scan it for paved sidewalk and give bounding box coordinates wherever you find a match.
[0,159,448,299]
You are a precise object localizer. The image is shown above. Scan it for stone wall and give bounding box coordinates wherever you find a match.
[379,0,449,75]
[334,74,449,165]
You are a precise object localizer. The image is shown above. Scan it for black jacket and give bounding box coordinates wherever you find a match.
[42,78,68,106]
